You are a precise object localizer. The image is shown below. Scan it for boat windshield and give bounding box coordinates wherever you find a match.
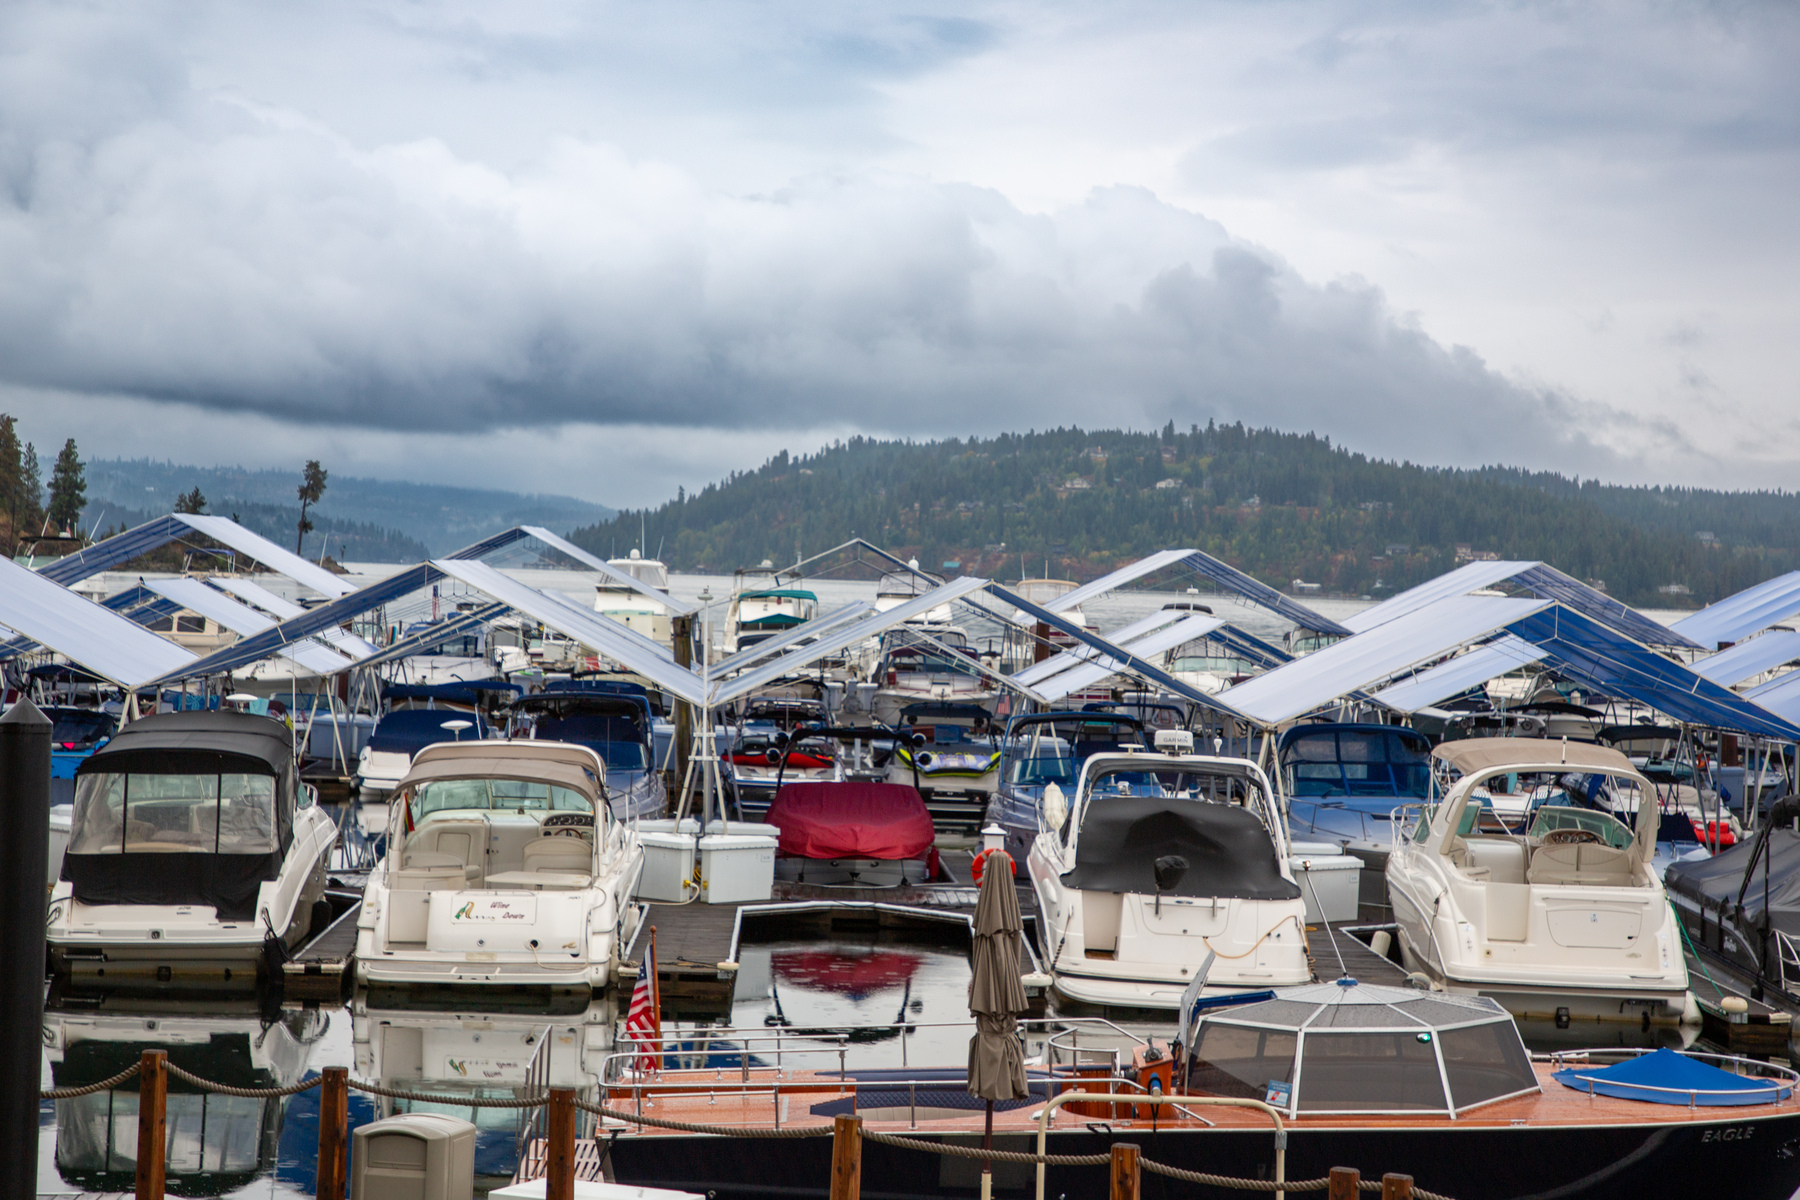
[1085,766,1263,807]
[48,708,114,749]
[1170,655,1259,676]
[1283,727,1431,799]
[1009,755,1078,788]
[68,771,278,855]
[1526,805,1635,851]
[413,779,592,819]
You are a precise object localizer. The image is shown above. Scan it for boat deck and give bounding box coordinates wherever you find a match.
[280,889,361,1002]
[596,1060,1797,1138]
[626,850,1039,1018]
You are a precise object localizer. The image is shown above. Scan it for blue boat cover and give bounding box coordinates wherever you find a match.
[1552,1048,1790,1106]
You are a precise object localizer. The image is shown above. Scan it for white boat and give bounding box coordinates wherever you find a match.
[1003,578,1096,670]
[47,711,337,982]
[1027,734,1310,1009]
[594,549,675,649]
[356,740,643,991]
[1386,737,1690,1020]
[868,627,997,725]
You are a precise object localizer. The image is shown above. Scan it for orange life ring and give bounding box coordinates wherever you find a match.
[971,847,1014,885]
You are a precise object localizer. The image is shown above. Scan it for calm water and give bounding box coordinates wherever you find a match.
[37,928,1694,1198]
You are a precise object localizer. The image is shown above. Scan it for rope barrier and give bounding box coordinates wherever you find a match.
[166,1064,324,1099]
[40,1063,141,1100]
[1140,1158,1455,1200]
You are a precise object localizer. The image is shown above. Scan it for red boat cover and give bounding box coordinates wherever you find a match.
[767,782,936,861]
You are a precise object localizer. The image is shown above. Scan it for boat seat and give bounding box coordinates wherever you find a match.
[394,853,477,887]
[523,838,593,876]
[1527,842,1637,887]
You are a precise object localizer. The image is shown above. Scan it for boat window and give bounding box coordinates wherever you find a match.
[1187,1024,1295,1099]
[413,779,591,818]
[1295,1032,1446,1111]
[1011,756,1077,788]
[1087,768,1263,809]
[68,772,278,855]
[1526,806,1634,850]
[175,615,207,634]
[49,708,114,749]
[1438,1023,1537,1110]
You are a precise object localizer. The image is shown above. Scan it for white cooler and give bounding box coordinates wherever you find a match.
[635,819,700,903]
[699,827,779,904]
[1287,844,1363,924]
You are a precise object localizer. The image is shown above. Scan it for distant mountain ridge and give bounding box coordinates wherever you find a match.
[80,459,614,559]
[569,426,1800,609]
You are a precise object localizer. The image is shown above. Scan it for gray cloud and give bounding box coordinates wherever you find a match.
[1,0,1795,500]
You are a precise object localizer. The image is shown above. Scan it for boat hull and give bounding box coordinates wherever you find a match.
[607,1111,1800,1200]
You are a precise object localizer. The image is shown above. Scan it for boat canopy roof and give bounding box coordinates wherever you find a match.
[80,710,294,777]
[1188,980,1537,1116]
[1432,737,1635,778]
[1552,1048,1791,1107]
[396,741,604,806]
[741,588,817,601]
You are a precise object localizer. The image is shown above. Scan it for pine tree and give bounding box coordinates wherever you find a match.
[175,487,207,514]
[296,460,328,551]
[0,415,20,552]
[47,439,85,534]
[20,442,43,538]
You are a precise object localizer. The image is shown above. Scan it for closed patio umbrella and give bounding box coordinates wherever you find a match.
[968,851,1029,1199]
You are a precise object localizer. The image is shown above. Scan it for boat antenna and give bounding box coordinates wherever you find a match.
[1301,869,1351,981]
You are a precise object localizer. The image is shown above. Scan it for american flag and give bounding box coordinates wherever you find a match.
[625,940,661,1072]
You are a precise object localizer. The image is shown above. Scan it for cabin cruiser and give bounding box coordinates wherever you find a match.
[356,741,643,990]
[724,564,818,653]
[355,706,493,798]
[1386,738,1690,1020]
[886,701,1003,831]
[1028,733,1309,1008]
[594,548,675,649]
[44,1000,328,1193]
[47,711,338,983]
[985,711,1148,866]
[508,683,668,821]
[1279,723,1432,865]
[867,628,997,726]
[1002,578,1095,669]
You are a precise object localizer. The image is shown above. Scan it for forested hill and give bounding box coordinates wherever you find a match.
[569,426,1800,609]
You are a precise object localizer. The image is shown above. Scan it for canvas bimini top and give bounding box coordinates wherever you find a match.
[1430,737,1637,778]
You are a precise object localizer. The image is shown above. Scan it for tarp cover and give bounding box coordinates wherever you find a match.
[767,782,935,861]
[1665,829,1800,941]
[1063,796,1301,901]
[1553,1047,1790,1106]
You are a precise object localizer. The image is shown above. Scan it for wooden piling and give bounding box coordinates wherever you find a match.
[136,1049,168,1200]
[316,1066,349,1200]
[830,1113,863,1200]
[1382,1173,1414,1200]
[1328,1167,1361,1200]
[1109,1142,1141,1200]
[547,1087,577,1200]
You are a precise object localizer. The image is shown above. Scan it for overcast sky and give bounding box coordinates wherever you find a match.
[3,1,1796,507]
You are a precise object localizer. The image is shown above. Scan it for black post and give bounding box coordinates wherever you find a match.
[0,697,51,1194]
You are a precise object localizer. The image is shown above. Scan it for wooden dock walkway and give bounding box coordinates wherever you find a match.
[281,889,361,1002]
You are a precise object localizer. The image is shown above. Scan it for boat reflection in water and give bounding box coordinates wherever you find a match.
[353,987,616,1184]
[44,994,328,1195]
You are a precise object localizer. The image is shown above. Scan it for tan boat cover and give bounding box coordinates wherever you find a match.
[398,741,604,803]
[1432,737,1637,778]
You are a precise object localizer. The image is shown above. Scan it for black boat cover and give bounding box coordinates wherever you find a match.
[1062,796,1301,901]
[64,711,297,921]
[1665,828,1800,939]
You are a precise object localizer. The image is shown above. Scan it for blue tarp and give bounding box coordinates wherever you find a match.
[1553,1048,1790,1106]
[368,708,490,753]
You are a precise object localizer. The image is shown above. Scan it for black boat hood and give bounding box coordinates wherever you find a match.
[1062,796,1301,901]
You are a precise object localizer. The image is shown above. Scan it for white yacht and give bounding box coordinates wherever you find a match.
[594,549,675,649]
[47,711,338,983]
[355,740,643,991]
[1386,738,1690,1020]
[1028,733,1310,1009]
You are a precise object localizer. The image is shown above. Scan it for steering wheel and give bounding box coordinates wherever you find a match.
[1541,827,1602,846]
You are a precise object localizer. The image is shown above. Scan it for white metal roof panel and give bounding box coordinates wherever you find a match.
[174,514,355,599]
[0,558,195,687]
[1219,596,1551,725]
[1342,561,1536,633]
[1013,609,1189,687]
[145,578,355,677]
[1367,636,1546,713]
[1672,571,1800,650]
[1035,615,1226,702]
[1692,630,1800,688]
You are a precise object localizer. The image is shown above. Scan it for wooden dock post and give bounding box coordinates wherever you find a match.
[136,1049,168,1200]
[1109,1143,1141,1200]
[830,1113,862,1200]
[1328,1167,1361,1200]
[1382,1173,1414,1200]
[547,1088,577,1200]
[316,1066,349,1200]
